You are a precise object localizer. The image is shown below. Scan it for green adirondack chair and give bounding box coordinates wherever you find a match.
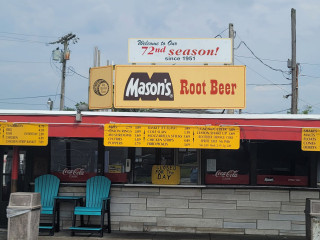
[35,174,60,236]
[70,176,111,237]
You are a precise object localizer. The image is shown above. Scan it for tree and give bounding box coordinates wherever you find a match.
[299,105,313,114]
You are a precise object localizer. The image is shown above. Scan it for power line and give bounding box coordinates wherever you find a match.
[299,74,320,79]
[67,67,88,79]
[214,28,228,38]
[235,57,291,92]
[247,83,291,86]
[64,96,78,104]
[242,108,290,114]
[0,94,59,101]
[0,101,47,106]
[235,54,287,63]
[0,31,56,38]
[235,41,290,75]
[0,59,49,64]
[0,36,48,44]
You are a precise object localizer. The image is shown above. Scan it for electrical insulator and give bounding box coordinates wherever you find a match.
[52,50,61,61]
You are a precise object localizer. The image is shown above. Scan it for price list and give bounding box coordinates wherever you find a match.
[302,128,320,151]
[104,124,239,149]
[194,126,240,149]
[0,123,48,146]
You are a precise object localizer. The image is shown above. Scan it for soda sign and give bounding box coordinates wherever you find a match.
[205,169,249,184]
[128,38,232,63]
[114,65,246,109]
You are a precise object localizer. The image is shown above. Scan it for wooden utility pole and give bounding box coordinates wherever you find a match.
[49,33,78,110]
[227,23,235,114]
[291,8,298,114]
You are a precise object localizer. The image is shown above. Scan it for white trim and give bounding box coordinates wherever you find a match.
[0,109,320,120]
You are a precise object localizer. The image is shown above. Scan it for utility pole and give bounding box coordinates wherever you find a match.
[227,23,235,114]
[291,8,298,114]
[49,33,78,110]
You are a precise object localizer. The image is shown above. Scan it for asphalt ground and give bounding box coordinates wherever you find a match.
[0,229,306,240]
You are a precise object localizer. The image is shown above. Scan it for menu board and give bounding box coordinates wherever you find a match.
[0,122,48,146]
[104,124,240,149]
[302,128,320,151]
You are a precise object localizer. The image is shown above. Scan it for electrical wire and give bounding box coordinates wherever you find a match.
[0,101,47,106]
[67,67,88,79]
[241,108,290,114]
[0,36,48,44]
[235,57,291,92]
[0,31,56,38]
[0,95,58,101]
[236,57,320,111]
[247,83,291,86]
[235,41,290,75]
[235,54,287,63]
[0,59,49,64]
[214,28,228,38]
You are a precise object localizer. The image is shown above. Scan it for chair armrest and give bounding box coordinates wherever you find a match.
[102,197,111,211]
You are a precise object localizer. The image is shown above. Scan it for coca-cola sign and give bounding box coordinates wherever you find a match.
[62,168,85,178]
[206,170,249,185]
[52,168,96,182]
[215,170,239,178]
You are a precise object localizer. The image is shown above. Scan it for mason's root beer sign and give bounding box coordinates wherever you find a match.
[115,65,246,109]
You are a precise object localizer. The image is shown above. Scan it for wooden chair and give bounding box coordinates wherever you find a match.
[70,176,111,237]
[35,174,60,236]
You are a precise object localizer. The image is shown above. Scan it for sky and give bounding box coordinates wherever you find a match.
[1,0,320,114]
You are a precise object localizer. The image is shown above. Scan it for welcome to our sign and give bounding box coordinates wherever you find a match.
[128,38,232,63]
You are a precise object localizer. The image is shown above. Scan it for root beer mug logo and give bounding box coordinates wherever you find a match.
[123,72,174,101]
[93,79,109,96]
[89,66,113,109]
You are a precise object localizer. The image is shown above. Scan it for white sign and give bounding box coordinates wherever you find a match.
[128,38,232,64]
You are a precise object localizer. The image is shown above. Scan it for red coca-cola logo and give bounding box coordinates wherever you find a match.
[215,170,239,178]
[62,168,85,178]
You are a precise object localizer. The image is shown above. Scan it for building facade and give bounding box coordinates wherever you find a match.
[0,110,319,236]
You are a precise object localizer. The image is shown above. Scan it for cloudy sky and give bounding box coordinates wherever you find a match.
[1,0,320,114]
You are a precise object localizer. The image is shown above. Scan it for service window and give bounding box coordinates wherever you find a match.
[256,140,308,186]
[178,149,199,184]
[203,143,250,185]
[50,139,98,182]
[104,147,129,183]
[134,147,156,183]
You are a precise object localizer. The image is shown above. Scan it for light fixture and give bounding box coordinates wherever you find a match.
[47,98,53,110]
[76,109,82,122]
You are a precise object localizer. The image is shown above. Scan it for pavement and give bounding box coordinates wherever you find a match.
[0,229,307,240]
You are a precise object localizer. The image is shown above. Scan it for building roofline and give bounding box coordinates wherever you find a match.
[0,109,320,120]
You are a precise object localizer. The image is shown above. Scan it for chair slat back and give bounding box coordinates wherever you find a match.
[86,176,111,208]
[35,174,60,207]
